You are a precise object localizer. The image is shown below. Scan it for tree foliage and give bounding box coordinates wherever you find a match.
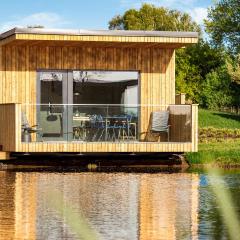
[201,66,234,109]
[109,4,200,32]
[205,0,240,57]
[108,3,240,109]
[176,39,226,103]
[227,57,240,84]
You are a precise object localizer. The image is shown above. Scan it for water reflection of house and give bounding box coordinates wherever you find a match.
[36,173,139,240]
[0,172,16,239]
[0,172,36,240]
[0,172,199,239]
[139,174,199,240]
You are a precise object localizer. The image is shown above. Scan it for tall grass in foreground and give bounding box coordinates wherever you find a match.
[207,168,240,240]
[45,190,99,240]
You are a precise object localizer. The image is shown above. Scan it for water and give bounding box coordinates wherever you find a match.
[0,167,240,240]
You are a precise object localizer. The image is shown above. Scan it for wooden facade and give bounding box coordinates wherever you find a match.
[0,46,176,105]
[0,28,198,157]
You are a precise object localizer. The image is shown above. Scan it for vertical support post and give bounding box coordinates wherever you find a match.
[15,103,22,152]
[191,104,198,152]
[175,93,186,104]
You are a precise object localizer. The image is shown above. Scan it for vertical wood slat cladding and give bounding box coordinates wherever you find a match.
[169,105,192,142]
[20,142,193,153]
[0,103,21,151]
[0,45,175,105]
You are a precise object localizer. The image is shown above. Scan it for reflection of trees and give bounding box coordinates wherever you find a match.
[73,70,138,82]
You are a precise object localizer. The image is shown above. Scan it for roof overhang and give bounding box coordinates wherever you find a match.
[0,27,198,48]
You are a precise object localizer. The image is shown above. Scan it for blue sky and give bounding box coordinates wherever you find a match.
[0,0,213,32]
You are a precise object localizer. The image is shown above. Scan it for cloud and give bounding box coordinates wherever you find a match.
[190,7,208,25]
[0,12,70,32]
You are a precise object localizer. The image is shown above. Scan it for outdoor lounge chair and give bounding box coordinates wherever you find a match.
[151,111,170,142]
[21,112,42,142]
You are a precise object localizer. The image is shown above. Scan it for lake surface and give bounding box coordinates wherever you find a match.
[0,166,240,240]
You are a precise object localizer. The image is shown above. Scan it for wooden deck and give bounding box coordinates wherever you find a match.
[0,103,198,154]
[19,142,194,153]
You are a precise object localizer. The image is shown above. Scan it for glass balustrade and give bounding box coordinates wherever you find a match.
[21,104,192,143]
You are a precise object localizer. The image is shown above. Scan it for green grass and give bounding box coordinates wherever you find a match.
[199,109,240,129]
[186,140,240,165]
[187,110,240,165]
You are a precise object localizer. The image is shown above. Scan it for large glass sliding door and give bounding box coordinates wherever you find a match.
[37,70,139,142]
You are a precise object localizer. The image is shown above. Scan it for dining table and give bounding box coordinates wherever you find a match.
[103,115,129,141]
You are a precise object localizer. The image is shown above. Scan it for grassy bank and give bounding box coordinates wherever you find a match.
[186,109,240,166]
[186,140,240,166]
[199,109,240,129]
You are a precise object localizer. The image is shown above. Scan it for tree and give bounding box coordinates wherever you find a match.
[109,4,201,32]
[201,66,234,109]
[108,15,124,30]
[176,39,226,102]
[205,0,240,57]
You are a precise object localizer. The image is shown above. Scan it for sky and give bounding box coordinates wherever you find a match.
[0,0,213,33]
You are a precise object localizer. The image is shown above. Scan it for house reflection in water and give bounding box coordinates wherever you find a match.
[0,171,199,240]
[139,174,199,240]
[0,172,37,240]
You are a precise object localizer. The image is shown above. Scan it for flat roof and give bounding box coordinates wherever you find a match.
[0,27,198,40]
[0,27,198,48]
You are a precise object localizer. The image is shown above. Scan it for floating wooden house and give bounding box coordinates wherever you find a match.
[0,28,198,159]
